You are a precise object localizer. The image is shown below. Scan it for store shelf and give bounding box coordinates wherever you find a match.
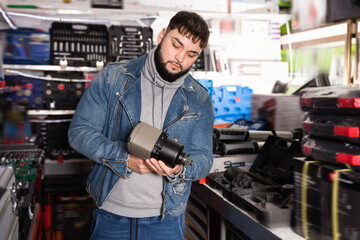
[4,64,98,72]
[44,158,92,176]
[27,110,75,116]
[280,20,354,86]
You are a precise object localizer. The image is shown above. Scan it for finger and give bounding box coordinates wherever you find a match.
[138,161,152,174]
[158,161,173,175]
[144,159,157,171]
[146,159,166,176]
[152,158,168,173]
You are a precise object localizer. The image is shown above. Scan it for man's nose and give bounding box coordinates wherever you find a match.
[175,50,185,63]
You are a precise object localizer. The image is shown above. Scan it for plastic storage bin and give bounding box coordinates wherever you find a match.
[196,79,213,97]
[212,85,253,123]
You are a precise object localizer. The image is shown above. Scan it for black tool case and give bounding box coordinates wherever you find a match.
[299,86,360,115]
[335,170,360,239]
[50,22,108,67]
[303,112,360,144]
[301,135,360,168]
[208,135,303,227]
[108,25,152,62]
[292,157,339,239]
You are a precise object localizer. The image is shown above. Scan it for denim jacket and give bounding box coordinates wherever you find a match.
[68,55,214,217]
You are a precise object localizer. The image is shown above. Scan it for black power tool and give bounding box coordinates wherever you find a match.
[127,122,193,168]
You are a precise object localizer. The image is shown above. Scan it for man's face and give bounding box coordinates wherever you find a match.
[155,28,202,82]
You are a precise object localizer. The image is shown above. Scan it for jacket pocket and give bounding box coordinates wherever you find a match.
[171,181,187,196]
[181,113,200,121]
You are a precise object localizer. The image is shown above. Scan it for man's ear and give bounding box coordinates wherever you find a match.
[157,28,167,44]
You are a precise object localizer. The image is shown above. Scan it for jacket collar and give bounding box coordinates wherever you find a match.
[121,54,147,79]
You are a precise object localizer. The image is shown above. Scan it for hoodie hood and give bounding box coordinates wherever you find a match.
[140,45,186,129]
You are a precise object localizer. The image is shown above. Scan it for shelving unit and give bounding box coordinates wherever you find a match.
[281,20,354,86]
[3,64,98,72]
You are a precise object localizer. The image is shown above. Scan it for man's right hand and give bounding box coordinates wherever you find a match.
[128,155,152,174]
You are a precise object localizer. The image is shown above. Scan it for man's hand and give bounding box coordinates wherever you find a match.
[145,158,183,176]
[128,155,152,174]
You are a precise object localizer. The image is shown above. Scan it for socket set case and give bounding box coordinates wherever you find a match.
[207,135,303,228]
[303,112,360,144]
[50,22,108,67]
[108,25,152,62]
[2,75,44,109]
[43,71,85,110]
[302,135,360,167]
[299,86,360,115]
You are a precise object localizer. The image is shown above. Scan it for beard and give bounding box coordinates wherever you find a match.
[154,42,191,83]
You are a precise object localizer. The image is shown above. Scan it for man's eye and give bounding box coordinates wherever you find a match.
[188,53,197,58]
[173,43,179,48]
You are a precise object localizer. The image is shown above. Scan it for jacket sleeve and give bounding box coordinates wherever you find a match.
[68,64,131,178]
[166,92,214,182]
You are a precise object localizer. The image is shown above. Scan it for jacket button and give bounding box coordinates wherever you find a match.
[122,68,126,71]
[184,105,189,111]
[189,86,194,91]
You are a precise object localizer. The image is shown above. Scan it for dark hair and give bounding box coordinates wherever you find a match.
[166,11,210,49]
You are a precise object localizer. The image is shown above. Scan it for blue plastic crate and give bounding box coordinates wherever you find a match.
[197,79,213,96]
[214,113,252,124]
[212,85,253,123]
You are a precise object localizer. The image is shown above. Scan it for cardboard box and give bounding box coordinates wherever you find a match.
[251,94,304,131]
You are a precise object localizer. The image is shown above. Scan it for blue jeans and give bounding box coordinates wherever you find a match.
[89,208,185,240]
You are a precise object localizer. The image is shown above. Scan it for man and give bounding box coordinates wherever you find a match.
[68,11,214,240]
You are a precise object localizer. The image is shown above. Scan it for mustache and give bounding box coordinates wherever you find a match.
[167,61,182,71]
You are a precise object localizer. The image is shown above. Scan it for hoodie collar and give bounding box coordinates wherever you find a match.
[121,50,195,92]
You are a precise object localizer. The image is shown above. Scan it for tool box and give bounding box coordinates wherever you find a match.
[4,28,50,65]
[292,158,337,239]
[293,157,360,240]
[108,25,152,62]
[335,170,360,239]
[207,135,303,227]
[43,71,86,110]
[2,75,44,109]
[303,112,360,144]
[299,86,360,115]
[50,22,108,67]
[301,135,360,168]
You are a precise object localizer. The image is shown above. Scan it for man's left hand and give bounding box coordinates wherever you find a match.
[145,158,182,176]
